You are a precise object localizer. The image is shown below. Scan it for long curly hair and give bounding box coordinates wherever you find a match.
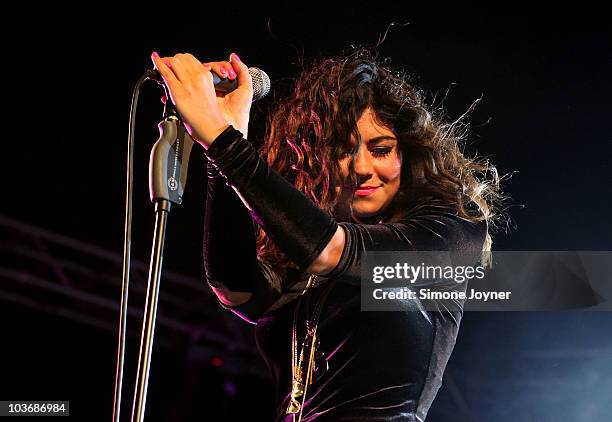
[255,49,503,281]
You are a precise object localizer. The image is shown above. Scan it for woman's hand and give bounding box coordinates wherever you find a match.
[151,52,253,147]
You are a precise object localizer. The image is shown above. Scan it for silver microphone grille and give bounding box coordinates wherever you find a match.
[248,67,271,101]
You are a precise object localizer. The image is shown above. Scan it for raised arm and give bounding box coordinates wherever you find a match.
[204,160,283,323]
[150,51,340,274]
[205,126,339,273]
[323,201,488,284]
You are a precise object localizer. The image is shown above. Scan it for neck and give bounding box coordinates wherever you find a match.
[351,213,384,225]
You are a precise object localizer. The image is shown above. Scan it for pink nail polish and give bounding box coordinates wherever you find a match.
[152,51,159,59]
[229,69,236,78]
[232,53,241,62]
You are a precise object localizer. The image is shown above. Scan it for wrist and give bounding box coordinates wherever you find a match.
[229,113,250,139]
[191,120,231,149]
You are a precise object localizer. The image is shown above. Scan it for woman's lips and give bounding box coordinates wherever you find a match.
[354,186,380,197]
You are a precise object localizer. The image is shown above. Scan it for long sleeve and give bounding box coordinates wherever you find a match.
[205,126,338,271]
[325,200,488,284]
[203,159,282,323]
[205,127,487,285]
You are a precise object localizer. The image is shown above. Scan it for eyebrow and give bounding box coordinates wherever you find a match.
[366,136,397,144]
[347,135,397,150]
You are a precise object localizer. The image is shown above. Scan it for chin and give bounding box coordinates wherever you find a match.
[352,206,382,218]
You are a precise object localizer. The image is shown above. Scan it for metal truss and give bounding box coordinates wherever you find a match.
[0,214,266,379]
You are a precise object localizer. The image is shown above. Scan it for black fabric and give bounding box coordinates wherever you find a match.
[203,159,282,319]
[203,127,488,420]
[204,159,258,292]
[205,126,338,271]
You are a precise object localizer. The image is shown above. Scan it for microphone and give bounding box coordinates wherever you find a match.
[147,67,271,101]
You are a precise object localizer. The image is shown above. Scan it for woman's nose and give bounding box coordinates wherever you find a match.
[353,146,374,177]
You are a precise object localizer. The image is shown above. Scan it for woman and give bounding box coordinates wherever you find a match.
[152,49,500,421]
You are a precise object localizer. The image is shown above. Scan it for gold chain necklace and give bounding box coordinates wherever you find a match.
[286,274,333,421]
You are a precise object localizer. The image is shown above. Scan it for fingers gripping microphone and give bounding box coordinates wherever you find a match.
[147,67,271,101]
[211,67,271,101]
[146,65,270,204]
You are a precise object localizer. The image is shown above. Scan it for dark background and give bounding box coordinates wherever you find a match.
[1,2,611,421]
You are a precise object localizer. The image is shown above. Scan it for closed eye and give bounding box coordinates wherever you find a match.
[371,147,393,158]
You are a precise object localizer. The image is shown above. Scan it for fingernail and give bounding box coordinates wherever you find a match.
[229,69,236,78]
[152,51,159,59]
[219,69,227,76]
[231,53,241,63]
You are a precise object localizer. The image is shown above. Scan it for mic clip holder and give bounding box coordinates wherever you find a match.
[149,117,194,205]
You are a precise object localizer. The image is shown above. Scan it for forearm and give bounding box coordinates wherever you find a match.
[204,160,279,311]
[204,173,251,306]
[205,126,339,272]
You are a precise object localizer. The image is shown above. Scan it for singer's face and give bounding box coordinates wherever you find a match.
[337,108,402,221]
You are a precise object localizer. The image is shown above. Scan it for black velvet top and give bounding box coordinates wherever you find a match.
[203,127,488,421]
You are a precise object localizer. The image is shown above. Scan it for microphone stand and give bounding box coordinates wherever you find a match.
[130,90,194,422]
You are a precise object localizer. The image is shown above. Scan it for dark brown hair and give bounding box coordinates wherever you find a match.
[256,49,502,280]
